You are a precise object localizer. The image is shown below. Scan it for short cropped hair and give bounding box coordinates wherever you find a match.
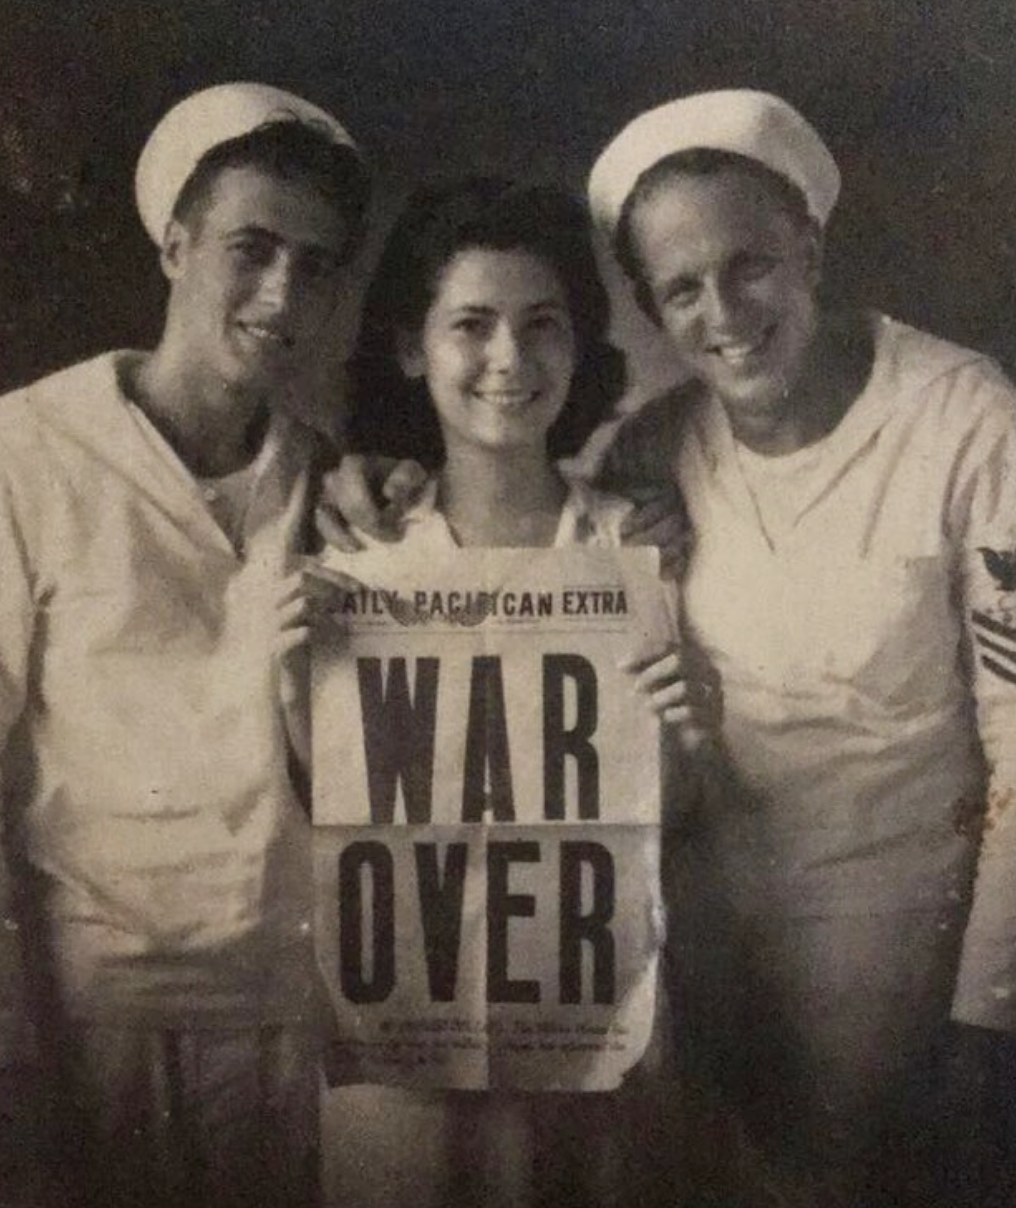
[171,119,370,264]
[347,176,625,467]
[614,147,814,322]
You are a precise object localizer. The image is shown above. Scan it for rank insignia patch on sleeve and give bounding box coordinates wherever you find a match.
[978,547,1016,593]
[972,609,1016,686]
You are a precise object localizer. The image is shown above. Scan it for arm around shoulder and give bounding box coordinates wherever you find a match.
[591,384,695,498]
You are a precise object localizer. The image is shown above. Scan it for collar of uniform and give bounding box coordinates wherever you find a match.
[28,350,315,560]
[402,472,615,549]
[695,314,903,510]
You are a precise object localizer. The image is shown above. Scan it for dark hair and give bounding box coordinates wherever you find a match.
[347,176,625,468]
[614,148,813,322]
[171,118,370,263]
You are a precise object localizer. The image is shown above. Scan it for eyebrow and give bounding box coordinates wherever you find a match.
[446,299,569,314]
[657,272,700,294]
[222,224,344,260]
[222,224,278,241]
[658,249,778,286]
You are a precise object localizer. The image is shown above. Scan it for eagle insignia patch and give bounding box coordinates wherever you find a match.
[978,547,1016,593]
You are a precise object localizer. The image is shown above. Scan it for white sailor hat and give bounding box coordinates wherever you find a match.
[588,89,840,235]
[135,82,358,245]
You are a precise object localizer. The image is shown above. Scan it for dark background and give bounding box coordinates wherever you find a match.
[3,0,1016,395]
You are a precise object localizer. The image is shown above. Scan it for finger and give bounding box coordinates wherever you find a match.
[278,595,312,630]
[275,625,310,657]
[621,497,672,537]
[646,681,690,711]
[617,647,675,675]
[383,459,429,507]
[639,685,689,720]
[318,497,404,545]
[298,579,354,616]
[315,502,365,553]
[299,561,366,594]
[276,570,309,607]
[627,653,685,693]
[323,455,387,514]
[675,722,713,753]
[285,607,349,645]
[322,455,402,542]
[276,612,347,654]
[277,574,357,628]
[619,489,680,539]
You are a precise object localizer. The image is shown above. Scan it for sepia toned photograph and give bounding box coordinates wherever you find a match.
[1,2,1015,1205]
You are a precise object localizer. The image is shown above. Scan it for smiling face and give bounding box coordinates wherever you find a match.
[627,166,821,430]
[163,164,349,395]
[400,247,577,457]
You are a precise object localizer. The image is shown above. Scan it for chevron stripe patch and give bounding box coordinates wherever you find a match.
[972,610,1016,686]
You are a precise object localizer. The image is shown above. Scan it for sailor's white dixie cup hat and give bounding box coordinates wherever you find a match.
[588,89,840,235]
[135,82,359,245]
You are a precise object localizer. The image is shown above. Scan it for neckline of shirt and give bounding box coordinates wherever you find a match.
[709,313,904,476]
[396,473,610,549]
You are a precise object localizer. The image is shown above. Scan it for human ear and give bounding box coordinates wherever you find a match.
[803,222,824,289]
[634,279,663,327]
[395,328,426,379]
[159,219,191,282]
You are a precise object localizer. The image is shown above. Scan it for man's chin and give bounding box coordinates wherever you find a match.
[223,356,296,396]
[715,379,788,417]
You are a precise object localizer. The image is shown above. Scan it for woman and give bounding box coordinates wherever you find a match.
[586,89,1016,1203]
[294,176,697,1208]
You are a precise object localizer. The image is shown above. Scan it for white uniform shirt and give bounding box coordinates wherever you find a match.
[599,315,1016,1037]
[0,352,320,1040]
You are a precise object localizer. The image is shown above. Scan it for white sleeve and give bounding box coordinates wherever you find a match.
[950,383,1016,1032]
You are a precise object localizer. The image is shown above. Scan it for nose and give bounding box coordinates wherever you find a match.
[487,321,524,373]
[256,251,297,312]
[699,275,740,331]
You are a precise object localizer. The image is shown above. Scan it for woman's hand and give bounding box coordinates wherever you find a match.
[274,562,363,775]
[275,562,364,656]
[316,455,429,551]
[620,646,718,751]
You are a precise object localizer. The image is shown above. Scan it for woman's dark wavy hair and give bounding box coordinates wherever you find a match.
[347,176,625,468]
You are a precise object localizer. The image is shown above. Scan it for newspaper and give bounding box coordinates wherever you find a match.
[312,546,671,1091]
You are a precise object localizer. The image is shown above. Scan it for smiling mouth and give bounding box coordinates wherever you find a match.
[472,390,540,408]
[707,327,775,367]
[236,322,294,350]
